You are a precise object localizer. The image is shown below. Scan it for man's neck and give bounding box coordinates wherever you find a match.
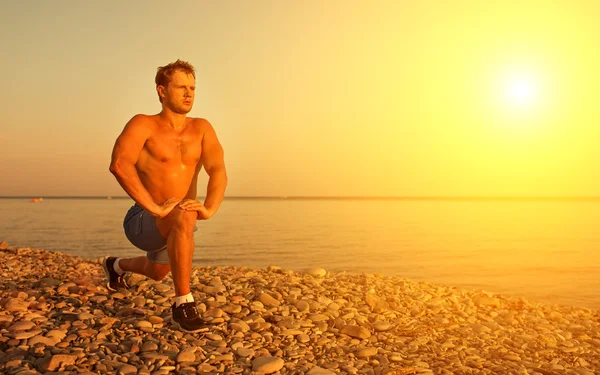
[158,109,187,130]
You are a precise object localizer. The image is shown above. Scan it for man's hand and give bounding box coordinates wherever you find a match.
[178,199,214,220]
[154,197,182,218]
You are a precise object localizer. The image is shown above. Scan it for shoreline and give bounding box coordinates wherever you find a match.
[1,243,599,375]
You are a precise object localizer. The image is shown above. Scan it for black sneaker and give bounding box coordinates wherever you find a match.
[102,256,129,291]
[171,302,206,333]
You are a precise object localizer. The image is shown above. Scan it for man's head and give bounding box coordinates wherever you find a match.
[155,59,196,114]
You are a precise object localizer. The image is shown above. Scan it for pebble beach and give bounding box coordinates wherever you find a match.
[1,241,599,375]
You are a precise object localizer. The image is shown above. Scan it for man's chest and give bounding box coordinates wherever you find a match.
[145,132,203,164]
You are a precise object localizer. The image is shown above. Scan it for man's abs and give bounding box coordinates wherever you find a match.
[137,163,198,203]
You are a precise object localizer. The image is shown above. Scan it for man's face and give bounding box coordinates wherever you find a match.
[161,70,195,114]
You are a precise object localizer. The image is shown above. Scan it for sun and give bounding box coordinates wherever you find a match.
[504,76,539,109]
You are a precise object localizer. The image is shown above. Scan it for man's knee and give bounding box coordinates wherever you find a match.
[171,208,197,232]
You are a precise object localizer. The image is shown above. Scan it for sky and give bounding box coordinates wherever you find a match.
[1,0,599,197]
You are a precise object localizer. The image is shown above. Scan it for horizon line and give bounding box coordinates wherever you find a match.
[3,195,600,201]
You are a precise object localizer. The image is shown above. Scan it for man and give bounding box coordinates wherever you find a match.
[104,60,227,332]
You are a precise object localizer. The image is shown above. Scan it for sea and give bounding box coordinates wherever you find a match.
[1,197,599,310]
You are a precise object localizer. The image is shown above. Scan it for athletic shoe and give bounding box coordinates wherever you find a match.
[171,302,206,333]
[102,256,129,291]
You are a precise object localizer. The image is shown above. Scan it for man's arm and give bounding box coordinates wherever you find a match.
[109,115,161,216]
[200,119,227,215]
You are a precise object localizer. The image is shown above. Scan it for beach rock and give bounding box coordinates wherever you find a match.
[46,329,67,340]
[8,321,36,331]
[133,296,145,307]
[259,292,280,307]
[198,363,217,372]
[309,313,329,322]
[153,283,171,293]
[230,321,250,333]
[307,366,337,375]
[364,293,389,312]
[118,364,138,374]
[252,356,285,373]
[15,329,42,339]
[298,333,311,343]
[474,295,501,308]
[355,347,378,358]
[141,342,158,352]
[295,300,310,312]
[341,325,371,339]
[371,321,392,332]
[308,268,327,277]
[5,258,18,267]
[29,335,59,346]
[176,350,196,363]
[5,298,29,312]
[38,354,77,371]
[236,347,255,357]
[135,320,152,328]
[145,315,161,324]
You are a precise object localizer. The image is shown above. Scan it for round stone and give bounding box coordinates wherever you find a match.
[252,356,284,374]
[307,268,327,277]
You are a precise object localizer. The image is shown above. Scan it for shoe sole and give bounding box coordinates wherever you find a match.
[102,257,117,292]
[170,316,208,333]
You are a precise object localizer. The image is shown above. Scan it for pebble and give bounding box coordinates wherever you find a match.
[236,347,255,357]
[341,325,371,339]
[5,298,29,312]
[371,322,392,332]
[259,292,280,307]
[140,342,159,352]
[355,347,378,357]
[135,320,152,328]
[176,351,196,363]
[39,354,77,371]
[8,321,36,331]
[14,329,42,340]
[308,268,327,277]
[252,356,285,373]
[119,364,138,374]
[133,296,146,307]
[230,321,250,332]
[307,366,337,375]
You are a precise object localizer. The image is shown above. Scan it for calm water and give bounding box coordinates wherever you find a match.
[1,198,599,310]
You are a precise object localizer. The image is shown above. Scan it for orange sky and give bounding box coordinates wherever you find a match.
[1,1,599,197]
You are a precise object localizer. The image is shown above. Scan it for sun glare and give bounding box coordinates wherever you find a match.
[505,76,538,108]
[484,67,549,131]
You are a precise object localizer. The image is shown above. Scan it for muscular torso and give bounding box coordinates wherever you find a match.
[136,116,204,203]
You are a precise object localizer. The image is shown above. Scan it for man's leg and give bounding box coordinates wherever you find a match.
[107,205,202,331]
[155,207,197,297]
[105,204,179,290]
[118,256,171,281]
[104,255,171,291]
[154,207,205,332]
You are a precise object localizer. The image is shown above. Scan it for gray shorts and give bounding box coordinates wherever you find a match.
[123,204,198,264]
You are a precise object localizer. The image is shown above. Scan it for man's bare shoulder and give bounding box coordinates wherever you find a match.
[189,117,210,126]
[189,117,215,132]
[127,114,158,129]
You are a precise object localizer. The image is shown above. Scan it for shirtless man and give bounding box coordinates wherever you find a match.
[103,60,227,332]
